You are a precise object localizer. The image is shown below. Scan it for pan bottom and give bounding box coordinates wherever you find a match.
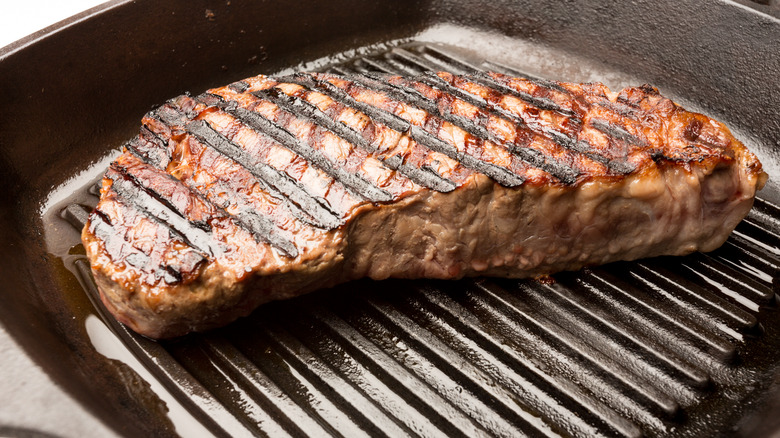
[45,37,780,438]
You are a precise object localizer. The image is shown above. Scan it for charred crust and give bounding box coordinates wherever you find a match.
[683,119,703,142]
[83,71,766,338]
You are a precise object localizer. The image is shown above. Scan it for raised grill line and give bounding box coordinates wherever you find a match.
[626,267,749,345]
[349,72,580,185]
[412,285,645,437]
[353,57,397,75]
[413,46,482,75]
[716,240,777,283]
[223,103,393,203]
[728,232,780,268]
[283,72,526,188]
[472,280,680,422]
[541,279,711,392]
[186,119,342,230]
[313,307,534,438]
[261,321,410,438]
[682,255,772,307]
[749,198,780,230]
[61,203,91,230]
[584,271,737,362]
[683,264,766,312]
[735,221,780,257]
[362,289,631,438]
[385,49,455,75]
[191,353,295,436]
[633,261,758,331]
[306,309,484,438]
[254,86,457,193]
[200,336,325,437]
[73,261,253,438]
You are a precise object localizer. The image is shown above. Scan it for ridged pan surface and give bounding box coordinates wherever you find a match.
[54,42,780,438]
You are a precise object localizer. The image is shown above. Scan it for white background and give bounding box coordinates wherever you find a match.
[0,0,109,49]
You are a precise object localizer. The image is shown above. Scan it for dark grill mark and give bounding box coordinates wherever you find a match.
[254,87,379,153]
[417,72,634,175]
[186,119,342,230]
[89,210,152,270]
[195,92,225,108]
[229,81,250,93]
[222,105,394,203]
[590,119,648,147]
[545,129,637,174]
[466,72,576,117]
[90,208,203,283]
[111,162,211,232]
[124,136,166,168]
[283,72,526,188]
[140,125,169,150]
[441,73,636,175]
[349,72,579,185]
[233,209,299,258]
[107,169,214,257]
[153,105,191,127]
[128,125,173,169]
[138,103,302,256]
[113,161,298,258]
[198,180,299,259]
[255,86,457,193]
[596,100,642,120]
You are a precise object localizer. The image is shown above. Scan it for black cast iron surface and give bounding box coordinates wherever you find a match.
[47,41,780,438]
[2,0,780,437]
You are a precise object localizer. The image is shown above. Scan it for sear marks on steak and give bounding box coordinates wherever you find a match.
[82,71,767,338]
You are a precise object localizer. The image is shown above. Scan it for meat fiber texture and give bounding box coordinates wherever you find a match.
[81,71,767,338]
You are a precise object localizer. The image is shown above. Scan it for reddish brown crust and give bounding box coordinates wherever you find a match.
[81,71,767,338]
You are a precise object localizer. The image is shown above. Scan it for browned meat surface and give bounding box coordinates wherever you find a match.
[81,71,767,338]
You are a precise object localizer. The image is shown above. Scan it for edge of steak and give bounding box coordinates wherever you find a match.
[81,72,767,338]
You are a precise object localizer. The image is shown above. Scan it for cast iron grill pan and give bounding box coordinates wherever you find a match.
[58,43,780,437]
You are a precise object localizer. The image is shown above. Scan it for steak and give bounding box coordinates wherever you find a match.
[81,71,767,339]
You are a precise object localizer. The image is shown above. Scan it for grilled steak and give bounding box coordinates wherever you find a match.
[81,71,767,339]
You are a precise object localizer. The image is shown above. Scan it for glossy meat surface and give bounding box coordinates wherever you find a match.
[82,71,767,338]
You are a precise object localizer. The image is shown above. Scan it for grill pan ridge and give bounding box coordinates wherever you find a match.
[3,0,780,437]
[51,42,780,438]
